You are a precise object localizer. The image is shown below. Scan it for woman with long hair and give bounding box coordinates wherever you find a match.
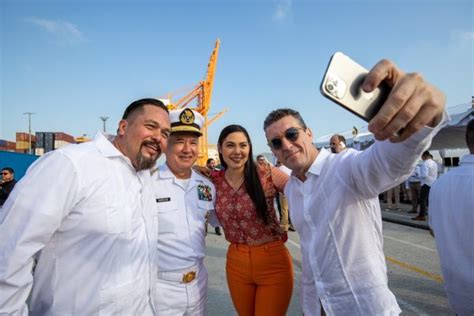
[213,124,293,316]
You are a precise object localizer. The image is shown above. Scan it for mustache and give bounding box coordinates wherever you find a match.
[141,140,161,152]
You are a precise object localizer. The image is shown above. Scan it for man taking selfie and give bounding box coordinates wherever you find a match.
[263,59,447,316]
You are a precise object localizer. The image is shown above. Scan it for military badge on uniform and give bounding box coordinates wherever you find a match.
[180,109,195,125]
[197,184,212,201]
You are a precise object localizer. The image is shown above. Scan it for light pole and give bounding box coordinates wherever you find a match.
[99,116,109,133]
[23,112,35,154]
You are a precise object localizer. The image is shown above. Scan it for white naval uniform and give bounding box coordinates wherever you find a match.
[152,163,217,315]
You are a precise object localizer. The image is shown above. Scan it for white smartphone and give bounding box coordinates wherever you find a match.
[320,52,390,122]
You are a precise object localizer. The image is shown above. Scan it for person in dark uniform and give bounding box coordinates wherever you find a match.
[0,167,16,207]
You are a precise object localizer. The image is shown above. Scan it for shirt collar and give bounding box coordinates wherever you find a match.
[158,163,175,179]
[158,163,203,187]
[305,147,331,177]
[94,131,124,158]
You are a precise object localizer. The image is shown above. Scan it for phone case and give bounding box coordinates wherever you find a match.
[320,52,390,122]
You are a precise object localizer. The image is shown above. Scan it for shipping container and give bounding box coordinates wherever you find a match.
[15,133,36,142]
[44,132,54,140]
[0,147,16,152]
[36,132,45,148]
[16,141,30,150]
[16,133,28,141]
[54,140,71,149]
[55,132,75,143]
[44,141,54,153]
[7,141,16,150]
[35,148,45,156]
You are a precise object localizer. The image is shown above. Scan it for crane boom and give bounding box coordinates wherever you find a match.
[206,108,229,126]
[161,39,222,166]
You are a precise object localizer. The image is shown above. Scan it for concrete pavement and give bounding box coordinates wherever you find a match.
[380,201,430,231]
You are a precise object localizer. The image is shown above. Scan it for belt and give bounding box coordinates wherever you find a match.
[158,265,200,284]
[182,271,196,283]
[230,240,285,252]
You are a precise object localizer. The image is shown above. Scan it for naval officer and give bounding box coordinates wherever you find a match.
[152,108,218,315]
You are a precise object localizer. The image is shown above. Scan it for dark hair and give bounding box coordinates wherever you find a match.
[1,167,14,174]
[122,98,168,120]
[217,125,269,224]
[467,119,474,152]
[333,134,346,145]
[206,158,215,164]
[422,150,432,158]
[263,108,307,131]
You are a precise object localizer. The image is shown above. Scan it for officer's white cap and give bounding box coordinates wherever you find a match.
[169,108,203,136]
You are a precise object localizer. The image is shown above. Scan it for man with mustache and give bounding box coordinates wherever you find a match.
[152,109,217,315]
[0,98,170,315]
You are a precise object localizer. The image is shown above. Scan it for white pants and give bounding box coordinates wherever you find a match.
[155,263,208,316]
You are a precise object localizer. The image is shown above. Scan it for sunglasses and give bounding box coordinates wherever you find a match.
[1,172,9,175]
[268,127,305,150]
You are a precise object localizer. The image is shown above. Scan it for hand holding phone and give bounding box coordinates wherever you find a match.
[320,52,390,123]
[320,52,446,142]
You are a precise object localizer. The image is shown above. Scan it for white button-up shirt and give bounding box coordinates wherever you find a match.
[429,154,474,316]
[0,132,157,316]
[420,158,438,186]
[285,118,447,316]
[152,163,217,271]
[408,163,422,183]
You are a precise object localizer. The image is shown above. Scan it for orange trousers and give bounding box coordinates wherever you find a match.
[226,240,293,316]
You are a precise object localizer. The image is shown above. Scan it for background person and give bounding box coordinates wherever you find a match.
[412,150,438,221]
[206,157,217,170]
[329,134,347,153]
[255,154,269,167]
[263,58,447,315]
[256,154,295,231]
[152,109,218,315]
[213,124,293,316]
[275,160,294,232]
[206,157,222,236]
[384,184,401,211]
[429,119,474,316]
[0,167,16,207]
[407,163,422,213]
[0,98,170,315]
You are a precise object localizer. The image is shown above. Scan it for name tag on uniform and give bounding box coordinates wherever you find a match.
[156,197,171,203]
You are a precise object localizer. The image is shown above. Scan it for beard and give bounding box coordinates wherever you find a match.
[135,140,161,171]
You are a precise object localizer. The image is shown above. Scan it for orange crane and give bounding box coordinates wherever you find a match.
[207,108,229,126]
[163,39,222,166]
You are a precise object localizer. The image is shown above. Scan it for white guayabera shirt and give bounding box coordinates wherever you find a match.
[0,132,158,316]
[429,154,474,316]
[285,113,448,316]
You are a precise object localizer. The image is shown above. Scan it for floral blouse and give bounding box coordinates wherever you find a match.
[212,165,289,246]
